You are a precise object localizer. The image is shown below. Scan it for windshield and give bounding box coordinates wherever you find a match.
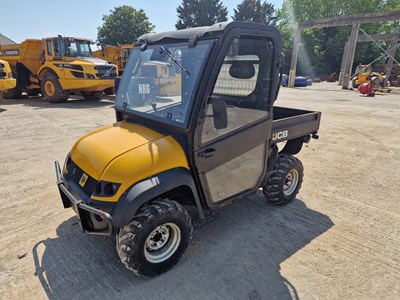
[115,40,213,127]
[55,39,93,57]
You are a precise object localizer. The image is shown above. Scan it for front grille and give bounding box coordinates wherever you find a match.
[65,159,98,198]
[97,65,117,79]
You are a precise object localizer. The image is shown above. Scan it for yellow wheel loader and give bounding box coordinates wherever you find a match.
[351,64,387,89]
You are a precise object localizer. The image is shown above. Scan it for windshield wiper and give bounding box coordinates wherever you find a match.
[160,46,190,76]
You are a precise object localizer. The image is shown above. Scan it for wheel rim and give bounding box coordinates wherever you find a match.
[44,81,56,97]
[144,223,181,263]
[283,169,299,196]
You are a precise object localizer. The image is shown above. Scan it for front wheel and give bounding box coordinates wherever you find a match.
[263,155,304,205]
[40,73,69,103]
[26,89,41,97]
[116,199,193,277]
[82,91,102,100]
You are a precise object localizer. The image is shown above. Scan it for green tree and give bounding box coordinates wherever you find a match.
[97,5,155,45]
[176,0,228,29]
[232,0,277,26]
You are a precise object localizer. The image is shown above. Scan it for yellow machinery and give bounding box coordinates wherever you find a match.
[0,37,118,102]
[0,59,16,90]
[93,44,133,76]
[351,64,387,89]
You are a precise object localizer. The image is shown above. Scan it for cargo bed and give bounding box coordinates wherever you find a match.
[271,106,321,144]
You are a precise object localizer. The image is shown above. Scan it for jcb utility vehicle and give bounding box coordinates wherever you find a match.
[0,36,117,102]
[55,22,321,277]
[0,59,16,90]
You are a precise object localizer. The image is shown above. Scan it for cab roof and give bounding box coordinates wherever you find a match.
[44,37,95,43]
[138,21,281,44]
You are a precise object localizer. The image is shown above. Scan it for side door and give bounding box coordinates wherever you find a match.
[194,32,280,207]
[44,39,54,62]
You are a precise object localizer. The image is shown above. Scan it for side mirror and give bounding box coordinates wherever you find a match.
[212,101,228,129]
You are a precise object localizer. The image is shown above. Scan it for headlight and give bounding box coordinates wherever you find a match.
[71,71,85,78]
[86,73,95,79]
[93,181,120,197]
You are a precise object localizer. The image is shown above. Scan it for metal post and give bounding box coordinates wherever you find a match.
[338,40,350,85]
[385,36,398,78]
[342,23,360,89]
[288,28,301,88]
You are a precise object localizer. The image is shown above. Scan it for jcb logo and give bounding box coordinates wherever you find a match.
[138,84,151,95]
[272,130,288,141]
[79,173,88,187]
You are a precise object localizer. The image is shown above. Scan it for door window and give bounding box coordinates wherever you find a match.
[201,37,273,144]
[46,40,53,56]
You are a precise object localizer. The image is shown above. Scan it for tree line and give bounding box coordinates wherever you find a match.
[97,0,400,77]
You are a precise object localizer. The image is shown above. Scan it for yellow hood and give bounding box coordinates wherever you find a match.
[71,121,165,179]
[70,121,189,202]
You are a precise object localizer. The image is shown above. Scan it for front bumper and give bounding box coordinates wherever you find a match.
[0,78,16,90]
[59,78,115,92]
[55,161,114,236]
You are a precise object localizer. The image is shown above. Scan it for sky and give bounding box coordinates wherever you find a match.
[0,0,283,43]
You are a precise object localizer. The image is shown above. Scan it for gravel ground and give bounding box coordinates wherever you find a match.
[0,82,399,299]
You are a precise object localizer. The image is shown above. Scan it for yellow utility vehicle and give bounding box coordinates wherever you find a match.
[351,64,387,89]
[93,44,133,76]
[0,37,117,102]
[55,22,321,277]
[0,59,16,90]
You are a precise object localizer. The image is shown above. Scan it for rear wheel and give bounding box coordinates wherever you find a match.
[263,155,304,205]
[3,86,22,99]
[82,91,102,100]
[116,199,193,277]
[40,73,69,103]
[103,87,115,95]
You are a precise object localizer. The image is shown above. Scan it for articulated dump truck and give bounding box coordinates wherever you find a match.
[93,44,133,76]
[0,59,16,91]
[0,37,118,102]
